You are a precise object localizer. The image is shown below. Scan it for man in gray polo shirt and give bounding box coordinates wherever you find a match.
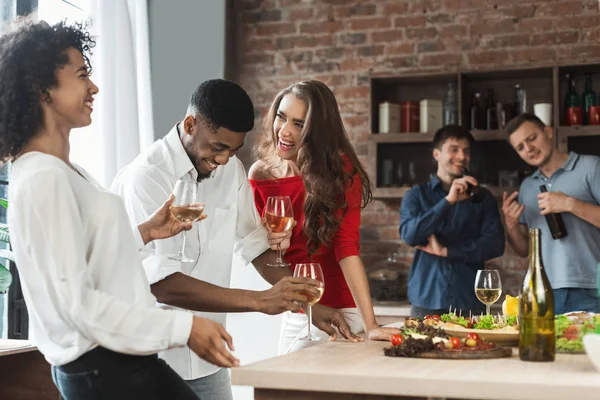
[502,113,600,314]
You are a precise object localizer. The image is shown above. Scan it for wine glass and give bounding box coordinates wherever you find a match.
[474,269,502,316]
[294,263,325,341]
[264,196,294,267]
[168,179,203,262]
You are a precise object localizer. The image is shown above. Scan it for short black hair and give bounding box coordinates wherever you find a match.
[432,124,474,150]
[189,79,254,133]
[504,113,546,138]
[0,18,95,161]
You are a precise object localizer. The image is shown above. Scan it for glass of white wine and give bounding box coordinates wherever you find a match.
[168,179,203,263]
[264,196,294,267]
[474,269,502,316]
[294,263,325,341]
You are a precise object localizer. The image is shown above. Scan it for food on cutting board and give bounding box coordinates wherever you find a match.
[556,312,600,353]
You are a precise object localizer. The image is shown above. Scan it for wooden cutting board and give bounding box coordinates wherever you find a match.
[416,346,513,359]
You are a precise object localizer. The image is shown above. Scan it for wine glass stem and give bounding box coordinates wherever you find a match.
[486,304,491,316]
[276,243,283,264]
[307,305,312,340]
[178,231,187,258]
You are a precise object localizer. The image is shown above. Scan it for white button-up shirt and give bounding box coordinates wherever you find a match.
[111,124,269,380]
[8,152,193,366]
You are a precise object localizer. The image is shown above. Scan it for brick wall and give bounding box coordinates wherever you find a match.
[234,0,600,295]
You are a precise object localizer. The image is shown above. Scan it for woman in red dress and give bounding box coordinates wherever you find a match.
[249,80,400,353]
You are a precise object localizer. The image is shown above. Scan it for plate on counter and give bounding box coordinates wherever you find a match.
[442,326,519,346]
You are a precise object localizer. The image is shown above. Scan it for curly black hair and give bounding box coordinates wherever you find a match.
[0,17,95,161]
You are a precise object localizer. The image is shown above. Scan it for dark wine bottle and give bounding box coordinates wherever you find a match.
[539,185,568,239]
[464,169,483,203]
[519,228,555,362]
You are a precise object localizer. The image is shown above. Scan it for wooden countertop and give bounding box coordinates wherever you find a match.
[231,339,599,400]
[0,339,36,357]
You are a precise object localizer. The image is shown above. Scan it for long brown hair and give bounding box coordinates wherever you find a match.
[256,80,372,257]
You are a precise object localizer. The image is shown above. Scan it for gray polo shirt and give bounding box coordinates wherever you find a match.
[518,152,600,289]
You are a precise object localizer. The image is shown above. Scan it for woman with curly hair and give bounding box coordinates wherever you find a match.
[249,80,400,353]
[1,18,237,399]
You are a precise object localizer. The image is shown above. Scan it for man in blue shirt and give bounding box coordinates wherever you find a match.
[400,125,505,318]
[502,113,600,314]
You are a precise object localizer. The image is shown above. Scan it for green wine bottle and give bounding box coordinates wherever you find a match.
[582,74,596,125]
[518,228,555,362]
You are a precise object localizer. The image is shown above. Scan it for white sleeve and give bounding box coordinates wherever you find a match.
[13,169,192,354]
[111,169,184,285]
[234,168,270,266]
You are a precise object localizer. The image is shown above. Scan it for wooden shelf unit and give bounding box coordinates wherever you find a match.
[369,63,600,199]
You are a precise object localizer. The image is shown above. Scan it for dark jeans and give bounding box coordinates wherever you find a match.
[51,347,199,400]
[554,288,600,315]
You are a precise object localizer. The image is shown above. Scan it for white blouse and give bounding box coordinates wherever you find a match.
[8,152,192,366]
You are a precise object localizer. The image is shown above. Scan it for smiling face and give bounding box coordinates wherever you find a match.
[273,94,307,163]
[433,137,471,180]
[508,121,554,168]
[44,47,98,129]
[181,114,246,181]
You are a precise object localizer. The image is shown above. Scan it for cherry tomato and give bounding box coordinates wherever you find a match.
[391,334,403,346]
[467,332,480,341]
[424,315,432,320]
[432,315,441,321]
[450,337,462,349]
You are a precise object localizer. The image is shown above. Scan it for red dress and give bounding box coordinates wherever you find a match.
[249,159,361,309]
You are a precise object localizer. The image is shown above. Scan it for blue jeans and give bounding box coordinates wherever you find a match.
[51,347,198,399]
[186,368,233,400]
[554,288,600,315]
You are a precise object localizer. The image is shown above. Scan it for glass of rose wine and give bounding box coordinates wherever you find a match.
[264,196,294,267]
[168,179,203,263]
[474,269,502,316]
[294,263,325,342]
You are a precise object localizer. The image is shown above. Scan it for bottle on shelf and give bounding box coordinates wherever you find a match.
[539,185,568,239]
[519,228,555,362]
[470,93,483,130]
[485,89,498,130]
[514,84,526,115]
[565,73,582,126]
[443,82,458,126]
[582,73,596,125]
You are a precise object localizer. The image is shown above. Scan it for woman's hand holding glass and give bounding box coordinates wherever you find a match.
[264,196,294,267]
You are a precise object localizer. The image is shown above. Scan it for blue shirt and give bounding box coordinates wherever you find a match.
[400,176,505,310]
[518,152,600,290]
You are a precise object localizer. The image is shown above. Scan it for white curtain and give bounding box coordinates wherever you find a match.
[87,0,154,186]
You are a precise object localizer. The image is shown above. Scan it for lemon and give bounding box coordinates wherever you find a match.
[502,294,519,317]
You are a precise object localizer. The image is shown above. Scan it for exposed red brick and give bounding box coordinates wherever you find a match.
[243,53,275,65]
[244,38,276,53]
[510,48,557,63]
[256,23,296,36]
[470,19,518,36]
[385,43,415,55]
[559,15,600,29]
[385,55,419,69]
[536,1,583,17]
[340,58,377,72]
[500,4,536,19]
[394,15,427,28]
[383,2,410,15]
[439,25,468,37]
[444,0,487,10]
[420,53,463,67]
[406,27,438,40]
[371,29,404,43]
[343,115,370,128]
[336,86,370,99]
[485,34,531,49]
[407,0,443,13]
[467,51,511,66]
[361,212,401,226]
[334,4,377,18]
[288,8,314,20]
[531,31,578,46]
[348,17,392,31]
[275,35,334,49]
[357,45,385,57]
[300,20,344,34]
[514,18,554,33]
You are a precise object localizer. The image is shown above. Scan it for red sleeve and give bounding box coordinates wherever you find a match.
[249,180,266,218]
[332,171,362,262]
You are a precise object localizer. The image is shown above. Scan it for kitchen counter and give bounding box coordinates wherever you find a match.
[0,340,59,400]
[231,339,599,400]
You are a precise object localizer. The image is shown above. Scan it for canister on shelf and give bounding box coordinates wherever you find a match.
[401,101,419,133]
[419,99,443,133]
[378,102,401,133]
